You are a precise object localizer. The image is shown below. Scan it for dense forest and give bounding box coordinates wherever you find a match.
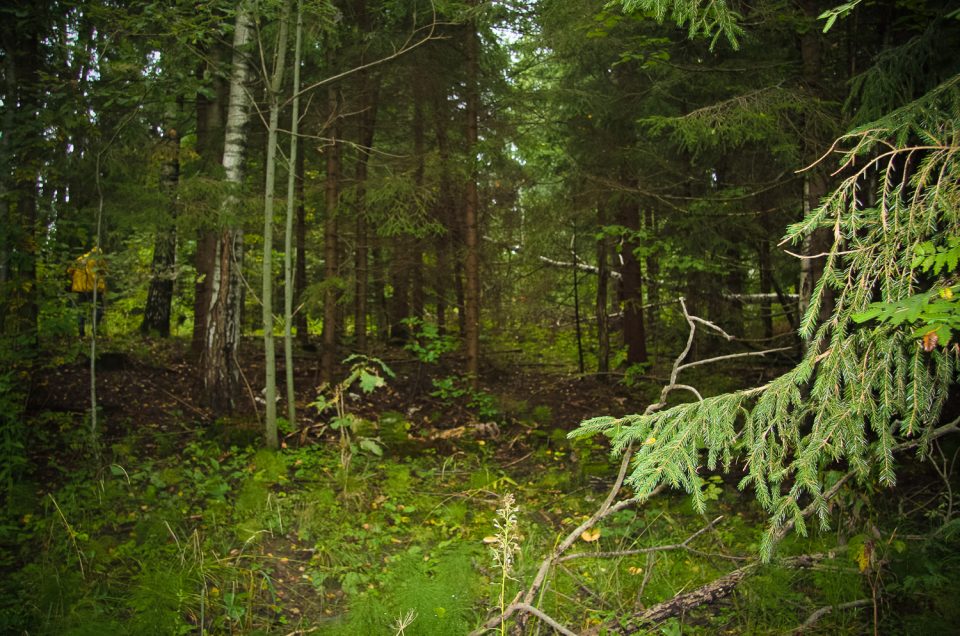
[2,0,959,633]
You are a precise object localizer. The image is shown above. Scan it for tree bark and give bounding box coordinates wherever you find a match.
[192,49,228,357]
[617,179,647,366]
[141,130,180,337]
[294,147,308,346]
[798,0,834,330]
[201,1,254,415]
[261,0,291,449]
[1,7,42,345]
[353,67,380,351]
[463,12,481,385]
[758,238,773,339]
[321,84,341,384]
[284,0,304,428]
[596,206,610,377]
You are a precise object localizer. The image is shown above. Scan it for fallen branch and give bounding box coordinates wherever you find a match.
[602,552,831,634]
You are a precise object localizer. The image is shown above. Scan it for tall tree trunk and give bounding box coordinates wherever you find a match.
[353,70,380,351]
[201,2,253,415]
[617,182,647,366]
[410,85,426,324]
[463,11,481,385]
[294,145,309,346]
[798,0,834,331]
[572,228,584,374]
[644,208,659,353]
[321,85,341,384]
[141,129,180,337]
[758,238,773,340]
[596,205,610,378]
[192,51,228,356]
[433,94,452,335]
[284,0,303,428]
[261,0,291,449]
[1,10,41,345]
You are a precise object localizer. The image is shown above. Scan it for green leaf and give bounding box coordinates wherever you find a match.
[359,438,383,456]
[359,370,385,393]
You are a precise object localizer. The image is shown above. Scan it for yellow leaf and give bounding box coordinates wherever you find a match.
[580,528,601,542]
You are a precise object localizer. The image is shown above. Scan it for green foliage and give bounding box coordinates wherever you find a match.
[572,75,960,558]
[617,0,744,50]
[431,376,503,422]
[403,317,458,363]
[853,237,960,346]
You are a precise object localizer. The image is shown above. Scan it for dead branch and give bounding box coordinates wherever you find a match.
[600,553,831,634]
[790,599,872,634]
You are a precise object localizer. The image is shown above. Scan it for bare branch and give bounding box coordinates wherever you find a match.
[790,599,872,634]
[558,516,724,563]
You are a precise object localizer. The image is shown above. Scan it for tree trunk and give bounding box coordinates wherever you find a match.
[644,208,659,353]
[192,50,228,356]
[141,130,180,337]
[294,147,308,346]
[261,0,291,449]
[798,0,834,331]
[1,11,41,345]
[201,2,253,415]
[758,239,773,339]
[596,206,610,378]
[433,93,452,335]
[353,70,380,352]
[617,182,647,366]
[463,12,481,385]
[284,0,303,428]
[321,84,341,384]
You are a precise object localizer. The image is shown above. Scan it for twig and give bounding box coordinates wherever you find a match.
[559,516,723,563]
[791,599,872,634]
[676,347,794,372]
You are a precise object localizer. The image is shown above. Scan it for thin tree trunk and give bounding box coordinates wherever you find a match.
[618,182,647,366]
[644,209,659,354]
[261,0,291,449]
[294,144,308,346]
[142,130,180,337]
[433,93,452,335]
[572,228,584,375]
[284,0,303,428]
[596,206,610,378]
[353,70,380,351]
[759,239,773,339]
[463,11,481,386]
[321,84,341,384]
[201,1,253,414]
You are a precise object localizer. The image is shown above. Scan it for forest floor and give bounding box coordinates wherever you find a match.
[7,337,955,635]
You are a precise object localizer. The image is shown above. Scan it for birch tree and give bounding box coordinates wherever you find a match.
[201,1,254,414]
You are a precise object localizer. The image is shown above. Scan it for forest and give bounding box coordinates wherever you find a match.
[1,0,959,633]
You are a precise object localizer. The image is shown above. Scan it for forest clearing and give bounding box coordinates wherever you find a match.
[2,0,959,634]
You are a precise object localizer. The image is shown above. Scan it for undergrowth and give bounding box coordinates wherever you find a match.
[2,382,956,634]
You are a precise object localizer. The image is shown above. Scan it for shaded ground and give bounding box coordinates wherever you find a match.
[26,337,653,454]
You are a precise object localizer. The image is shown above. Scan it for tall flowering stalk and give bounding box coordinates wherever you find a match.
[491,493,521,635]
